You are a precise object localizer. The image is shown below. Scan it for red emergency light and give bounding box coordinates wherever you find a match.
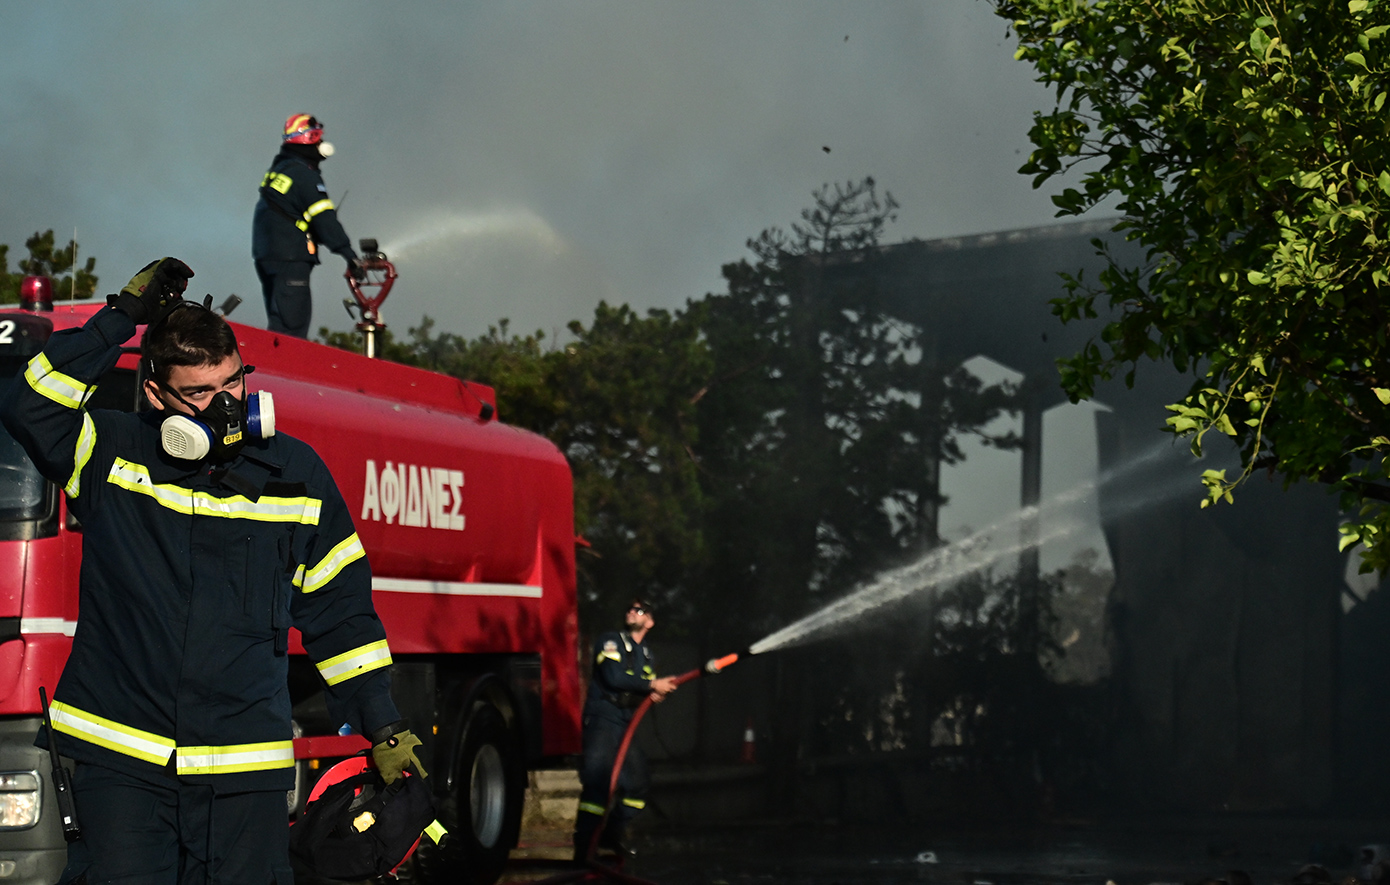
[20,276,53,312]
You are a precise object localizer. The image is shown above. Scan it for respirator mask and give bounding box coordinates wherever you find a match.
[156,376,275,462]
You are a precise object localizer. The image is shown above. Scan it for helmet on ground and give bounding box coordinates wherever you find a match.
[282,113,324,145]
[289,755,441,880]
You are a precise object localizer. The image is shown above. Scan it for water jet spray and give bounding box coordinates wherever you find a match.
[746,439,1221,656]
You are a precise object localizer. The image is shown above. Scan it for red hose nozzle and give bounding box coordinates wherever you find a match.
[706,653,739,674]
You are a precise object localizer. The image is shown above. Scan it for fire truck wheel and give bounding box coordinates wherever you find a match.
[414,702,524,885]
[286,719,306,819]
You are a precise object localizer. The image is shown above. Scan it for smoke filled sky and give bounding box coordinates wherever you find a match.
[0,1,1068,339]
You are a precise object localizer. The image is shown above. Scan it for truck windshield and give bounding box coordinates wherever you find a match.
[0,361,50,521]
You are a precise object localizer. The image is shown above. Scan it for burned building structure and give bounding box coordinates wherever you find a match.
[649,218,1379,820]
[863,219,1343,812]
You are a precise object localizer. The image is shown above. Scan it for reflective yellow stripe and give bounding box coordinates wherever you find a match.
[25,354,90,410]
[65,412,97,497]
[47,702,295,776]
[597,651,621,663]
[577,802,606,816]
[107,458,322,524]
[292,564,305,588]
[175,741,294,775]
[296,199,334,232]
[425,820,448,844]
[301,533,365,593]
[48,701,175,766]
[621,797,645,809]
[316,639,392,686]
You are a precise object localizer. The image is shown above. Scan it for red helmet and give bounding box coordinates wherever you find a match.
[283,113,324,145]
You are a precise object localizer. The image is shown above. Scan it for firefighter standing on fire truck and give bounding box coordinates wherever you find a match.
[253,113,364,338]
[574,598,678,862]
[0,259,424,884]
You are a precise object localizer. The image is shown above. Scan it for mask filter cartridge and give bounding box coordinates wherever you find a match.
[160,415,212,461]
[247,391,275,440]
[160,391,276,461]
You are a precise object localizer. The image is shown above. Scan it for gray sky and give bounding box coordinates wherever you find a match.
[2,1,1130,592]
[0,1,1064,339]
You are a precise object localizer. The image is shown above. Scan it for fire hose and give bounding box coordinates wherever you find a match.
[525,651,743,885]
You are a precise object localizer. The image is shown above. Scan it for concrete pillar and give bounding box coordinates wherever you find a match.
[1018,380,1044,609]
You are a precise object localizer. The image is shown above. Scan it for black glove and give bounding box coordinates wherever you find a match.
[107,258,194,325]
[348,257,367,282]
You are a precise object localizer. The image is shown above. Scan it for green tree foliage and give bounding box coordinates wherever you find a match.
[996,0,1390,569]
[322,308,709,629]
[696,179,1019,640]
[0,230,98,303]
[322,181,1017,643]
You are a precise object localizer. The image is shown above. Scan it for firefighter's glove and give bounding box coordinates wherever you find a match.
[348,258,368,282]
[372,728,426,784]
[108,258,194,325]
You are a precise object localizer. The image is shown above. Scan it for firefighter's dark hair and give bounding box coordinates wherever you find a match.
[141,303,240,385]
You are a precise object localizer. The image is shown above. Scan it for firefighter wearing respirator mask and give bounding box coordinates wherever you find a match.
[0,258,421,885]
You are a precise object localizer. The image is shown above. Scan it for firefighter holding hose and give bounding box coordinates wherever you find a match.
[574,598,679,862]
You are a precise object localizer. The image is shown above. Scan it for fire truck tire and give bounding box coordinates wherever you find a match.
[286,719,306,819]
[414,702,524,885]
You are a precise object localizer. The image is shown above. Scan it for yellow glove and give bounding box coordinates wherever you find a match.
[371,728,426,785]
[107,257,193,325]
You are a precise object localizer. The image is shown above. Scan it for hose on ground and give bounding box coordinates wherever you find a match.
[522,653,742,885]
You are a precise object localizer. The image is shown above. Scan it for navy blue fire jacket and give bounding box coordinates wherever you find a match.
[583,631,656,726]
[0,306,399,791]
[252,149,355,265]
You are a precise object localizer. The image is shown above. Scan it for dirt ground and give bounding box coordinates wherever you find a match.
[498,815,1390,885]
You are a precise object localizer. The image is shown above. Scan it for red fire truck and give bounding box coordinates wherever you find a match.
[0,287,581,884]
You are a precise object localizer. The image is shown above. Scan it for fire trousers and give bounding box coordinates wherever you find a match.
[574,713,649,852]
[58,763,291,885]
[255,259,314,339]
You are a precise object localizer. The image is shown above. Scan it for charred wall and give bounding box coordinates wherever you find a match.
[643,220,1348,823]
[868,221,1341,813]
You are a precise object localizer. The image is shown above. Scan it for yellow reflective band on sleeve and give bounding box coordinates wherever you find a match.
[621,797,646,810]
[24,354,90,410]
[301,533,366,593]
[303,199,334,220]
[175,741,295,775]
[65,412,97,497]
[598,651,621,663]
[107,458,322,524]
[48,701,175,767]
[577,802,606,816]
[292,564,305,589]
[316,639,392,686]
[425,820,448,844]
